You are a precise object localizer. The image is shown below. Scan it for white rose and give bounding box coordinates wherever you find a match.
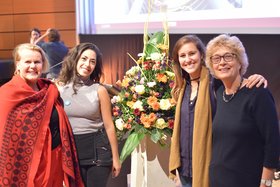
[132,100,144,111]
[159,99,171,110]
[150,52,162,61]
[115,118,125,131]
[111,95,120,104]
[147,81,156,88]
[135,85,145,95]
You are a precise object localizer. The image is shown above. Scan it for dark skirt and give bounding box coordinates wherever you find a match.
[74,129,113,166]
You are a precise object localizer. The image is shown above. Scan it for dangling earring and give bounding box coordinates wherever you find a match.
[14,69,20,75]
[14,65,20,75]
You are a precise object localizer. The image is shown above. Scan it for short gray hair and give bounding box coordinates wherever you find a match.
[205,34,249,77]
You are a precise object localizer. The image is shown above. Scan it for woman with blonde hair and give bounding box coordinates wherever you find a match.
[205,34,279,187]
[0,43,84,187]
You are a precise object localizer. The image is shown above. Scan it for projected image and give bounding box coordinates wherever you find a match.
[127,0,242,14]
[90,0,280,34]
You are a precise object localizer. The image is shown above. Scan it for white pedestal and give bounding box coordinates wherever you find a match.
[130,136,176,187]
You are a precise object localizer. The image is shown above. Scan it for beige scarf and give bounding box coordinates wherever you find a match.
[169,66,212,187]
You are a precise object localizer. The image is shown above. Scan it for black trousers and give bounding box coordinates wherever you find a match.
[80,164,111,187]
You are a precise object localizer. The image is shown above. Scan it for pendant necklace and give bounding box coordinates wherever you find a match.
[222,78,243,103]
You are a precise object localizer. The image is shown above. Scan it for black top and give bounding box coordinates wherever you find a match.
[38,41,68,78]
[210,86,280,187]
[50,106,61,150]
[179,81,196,177]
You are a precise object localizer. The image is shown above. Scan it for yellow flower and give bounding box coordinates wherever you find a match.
[157,43,169,51]
[122,77,130,88]
[159,99,172,110]
[127,101,135,108]
[155,118,167,129]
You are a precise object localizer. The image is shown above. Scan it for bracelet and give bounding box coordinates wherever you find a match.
[260,179,272,187]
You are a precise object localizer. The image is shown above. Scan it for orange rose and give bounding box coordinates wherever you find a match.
[156,73,167,83]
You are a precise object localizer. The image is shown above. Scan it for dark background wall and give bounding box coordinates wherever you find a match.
[79,34,280,119]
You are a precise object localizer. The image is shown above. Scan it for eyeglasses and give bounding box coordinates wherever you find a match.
[210,53,237,64]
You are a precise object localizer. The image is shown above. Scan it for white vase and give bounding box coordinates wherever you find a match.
[130,136,176,187]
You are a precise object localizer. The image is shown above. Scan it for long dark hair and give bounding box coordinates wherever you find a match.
[57,42,104,93]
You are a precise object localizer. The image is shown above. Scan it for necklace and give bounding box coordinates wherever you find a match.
[222,78,243,103]
[83,78,91,85]
[190,76,200,81]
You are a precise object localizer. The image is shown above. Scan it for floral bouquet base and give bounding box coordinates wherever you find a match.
[130,135,176,187]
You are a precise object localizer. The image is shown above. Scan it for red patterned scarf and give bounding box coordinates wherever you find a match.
[0,75,84,187]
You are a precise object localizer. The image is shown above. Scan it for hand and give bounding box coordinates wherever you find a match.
[111,158,121,178]
[246,74,268,88]
[46,28,52,34]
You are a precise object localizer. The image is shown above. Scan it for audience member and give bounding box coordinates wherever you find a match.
[30,28,42,44]
[36,28,69,79]
[56,43,121,187]
[0,43,84,186]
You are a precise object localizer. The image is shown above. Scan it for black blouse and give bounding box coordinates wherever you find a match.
[49,106,61,150]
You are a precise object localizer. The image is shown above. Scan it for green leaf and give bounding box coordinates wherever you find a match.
[120,132,145,163]
[148,32,164,45]
[150,129,161,143]
[144,31,165,58]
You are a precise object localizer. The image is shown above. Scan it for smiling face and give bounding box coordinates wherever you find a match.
[178,42,203,79]
[16,48,43,87]
[76,49,97,80]
[211,47,241,82]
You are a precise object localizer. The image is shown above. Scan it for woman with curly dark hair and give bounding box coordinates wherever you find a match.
[56,43,121,187]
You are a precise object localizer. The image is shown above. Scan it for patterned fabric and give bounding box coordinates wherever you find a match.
[0,75,84,187]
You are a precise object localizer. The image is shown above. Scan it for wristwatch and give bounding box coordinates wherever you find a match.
[260,179,272,187]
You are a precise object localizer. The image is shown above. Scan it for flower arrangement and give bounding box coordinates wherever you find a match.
[111,31,175,162]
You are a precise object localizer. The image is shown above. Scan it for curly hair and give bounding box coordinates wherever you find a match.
[57,42,104,94]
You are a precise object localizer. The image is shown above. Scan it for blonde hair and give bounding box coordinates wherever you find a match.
[205,34,249,77]
[13,43,49,74]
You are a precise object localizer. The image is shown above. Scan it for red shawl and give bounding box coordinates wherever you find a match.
[0,75,84,187]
